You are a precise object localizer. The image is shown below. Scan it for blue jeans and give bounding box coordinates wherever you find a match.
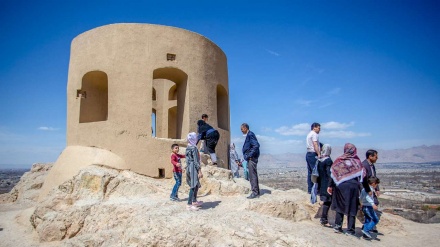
[363,206,379,232]
[306,152,317,193]
[188,186,199,205]
[242,161,249,180]
[170,172,182,198]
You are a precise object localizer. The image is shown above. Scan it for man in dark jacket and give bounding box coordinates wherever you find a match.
[362,150,380,203]
[241,123,260,199]
[362,149,380,233]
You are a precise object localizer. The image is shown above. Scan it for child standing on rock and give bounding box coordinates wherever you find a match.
[186,132,203,211]
[170,144,185,201]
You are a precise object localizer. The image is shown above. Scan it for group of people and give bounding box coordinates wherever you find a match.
[169,117,382,239]
[169,114,262,211]
[306,122,381,240]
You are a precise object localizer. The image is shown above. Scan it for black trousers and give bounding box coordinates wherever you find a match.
[206,130,220,154]
[248,159,260,195]
[321,201,331,222]
[335,212,356,233]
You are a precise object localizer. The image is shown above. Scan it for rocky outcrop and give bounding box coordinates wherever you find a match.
[27,162,314,245]
[246,190,312,222]
[0,163,53,204]
[3,159,439,247]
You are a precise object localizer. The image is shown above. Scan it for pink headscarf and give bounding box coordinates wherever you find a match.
[187,132,198,147]
[330,143,366,186]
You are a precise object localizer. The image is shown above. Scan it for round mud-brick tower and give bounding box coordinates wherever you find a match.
[40,23,230,199]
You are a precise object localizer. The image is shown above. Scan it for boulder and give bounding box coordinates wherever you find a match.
[0,163,53,204]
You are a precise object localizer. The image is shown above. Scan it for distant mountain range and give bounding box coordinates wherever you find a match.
[259,145,440,168]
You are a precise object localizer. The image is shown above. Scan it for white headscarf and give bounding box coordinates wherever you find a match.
[318,144,332,162]
[187,132,198,147]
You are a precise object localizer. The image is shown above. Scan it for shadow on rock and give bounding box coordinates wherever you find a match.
[314,204,336,225]
[260,189,272,196]
[201,201,221,209]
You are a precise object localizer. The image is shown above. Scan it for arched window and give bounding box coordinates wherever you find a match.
[79,71,108,123]
[152,68,188,139]
[217,85,229,130]
[151,109,157,137]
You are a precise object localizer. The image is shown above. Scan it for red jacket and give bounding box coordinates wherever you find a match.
[171,153,185,172]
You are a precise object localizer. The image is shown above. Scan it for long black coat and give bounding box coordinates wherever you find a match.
[331,178,360,216]
[317,158,333,198]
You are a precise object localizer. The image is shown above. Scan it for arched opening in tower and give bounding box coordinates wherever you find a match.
[152,67,187,139]
[79,71,108,123]
[217,84,229,130]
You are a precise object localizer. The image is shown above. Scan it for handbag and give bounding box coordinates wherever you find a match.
[311,159,319,183]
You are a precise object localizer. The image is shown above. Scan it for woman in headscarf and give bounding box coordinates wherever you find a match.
[229,143,240,178]
[186,132,203,211]
[327,143,368,236]
[317,144,333,226]
[197,120,220,165]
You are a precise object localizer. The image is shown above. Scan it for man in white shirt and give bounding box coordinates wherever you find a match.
[306,122,321,194]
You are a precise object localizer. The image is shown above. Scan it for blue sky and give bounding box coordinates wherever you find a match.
[1,0,439,168]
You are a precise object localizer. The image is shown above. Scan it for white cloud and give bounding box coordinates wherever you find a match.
[231,134,304,155]
[321,121,354,130]
[257,134,302,145]
[231,136,245,144]
[38,127,59,131]
[274,121,369,139]
[321,130,371,139]
[275,123,309,136]
[266,49,280,56]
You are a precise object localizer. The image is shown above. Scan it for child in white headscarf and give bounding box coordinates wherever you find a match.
[186,132,203,211]
[317,144,333,226]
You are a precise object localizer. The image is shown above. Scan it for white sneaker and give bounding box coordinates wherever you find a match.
[192,201,203,207]
[187,205,199,211]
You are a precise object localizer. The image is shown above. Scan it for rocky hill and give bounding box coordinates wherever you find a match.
[0,168,28,194]
[259,145,440,168]
[0,160,439,246]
